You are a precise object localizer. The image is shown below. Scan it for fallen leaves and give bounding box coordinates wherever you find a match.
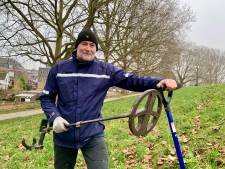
[194,148,205,155]
[211,125,221,131]
[193,116,201,130]
[157,154,177,166]
[170,148,176,156]
[216,158,225,165]
[157,156,167,165]
[167,154,176,161]
[142,154,152,163]
[18,143,26,151]
[161,140,167,146]
[181,135,189,143]
[156,147,179,166]
[3,155,10,161]
[182,145,188,156]
[123,145,136,169]
[122,141,155,168]
[147,143,155,150]
[214,144,225,156]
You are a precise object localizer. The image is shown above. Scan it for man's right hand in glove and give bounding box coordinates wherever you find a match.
[53,116,69,133]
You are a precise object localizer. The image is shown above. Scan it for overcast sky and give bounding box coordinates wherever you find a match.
[181,0,225,51]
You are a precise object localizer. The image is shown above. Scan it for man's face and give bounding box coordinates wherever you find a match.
[76,41,96,62]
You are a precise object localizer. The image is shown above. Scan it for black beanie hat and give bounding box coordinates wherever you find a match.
[75,29,98,50]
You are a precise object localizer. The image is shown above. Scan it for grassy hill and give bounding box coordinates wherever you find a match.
[0,85,224,169]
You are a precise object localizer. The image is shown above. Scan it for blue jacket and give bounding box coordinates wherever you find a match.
[40,53,162,148]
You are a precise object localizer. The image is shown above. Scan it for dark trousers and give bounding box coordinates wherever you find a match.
[54,137,108,169]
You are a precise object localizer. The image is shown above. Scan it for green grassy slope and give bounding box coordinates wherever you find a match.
[0,85,224,169]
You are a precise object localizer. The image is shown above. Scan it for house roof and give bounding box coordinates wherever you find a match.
[15,93,36,97]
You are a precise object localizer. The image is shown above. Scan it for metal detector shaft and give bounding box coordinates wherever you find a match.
[160,90,186,169]
[42,114,131,132]
[68,114,130,128]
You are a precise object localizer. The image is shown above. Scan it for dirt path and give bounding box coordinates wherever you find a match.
[0,94,140,121]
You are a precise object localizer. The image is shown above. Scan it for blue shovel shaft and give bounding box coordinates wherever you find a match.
[166,110,186,169]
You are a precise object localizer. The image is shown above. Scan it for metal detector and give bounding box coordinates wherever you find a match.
[22,89,162,149]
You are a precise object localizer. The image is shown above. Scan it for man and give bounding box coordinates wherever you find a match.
[40,29,177,169]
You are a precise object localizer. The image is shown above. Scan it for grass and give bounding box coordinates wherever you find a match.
[0,100,40,114]
[0,84,225,169]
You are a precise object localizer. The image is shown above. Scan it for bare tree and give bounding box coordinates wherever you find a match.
[0,0,112,65]
[177,45,225,86]
[173,42,195,87]
[92,0,143,65]
[0,0,193,74]
[94,0,193,75]
[200,48,225,84]
[130,0,193,76]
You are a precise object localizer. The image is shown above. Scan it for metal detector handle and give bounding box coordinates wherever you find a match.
[159,88,186,169]
[159,88,173,105]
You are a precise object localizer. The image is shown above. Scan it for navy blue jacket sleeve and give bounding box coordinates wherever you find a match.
[40,65,60,124]
[108,64,163,92]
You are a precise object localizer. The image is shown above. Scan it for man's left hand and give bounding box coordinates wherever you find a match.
[157,79,177,91]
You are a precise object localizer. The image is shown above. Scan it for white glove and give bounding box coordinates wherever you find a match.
[53,116,69,133]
